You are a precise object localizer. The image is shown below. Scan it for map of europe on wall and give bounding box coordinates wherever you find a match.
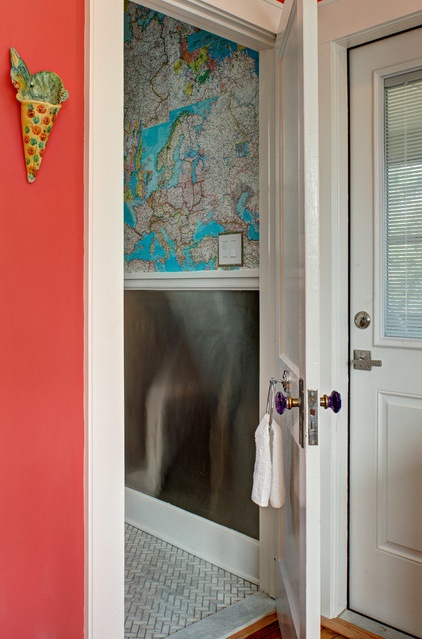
[124,3,259,272]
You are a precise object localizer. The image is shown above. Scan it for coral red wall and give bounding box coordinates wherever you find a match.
[0,1,85,637]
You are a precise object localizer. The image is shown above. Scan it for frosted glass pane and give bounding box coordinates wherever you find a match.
[383,70,422,339]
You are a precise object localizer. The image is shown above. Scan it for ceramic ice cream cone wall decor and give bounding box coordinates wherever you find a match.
[10,47,69,183]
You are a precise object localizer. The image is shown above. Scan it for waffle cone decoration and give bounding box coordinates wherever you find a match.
[20,100,62,183]
[10,48,69,183]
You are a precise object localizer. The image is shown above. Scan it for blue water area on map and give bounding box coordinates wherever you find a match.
[166,135,185,189]
[187,30,259,75]
[181,248,215,270]
[236,192,252,221]
[181,248,195,270]
[125,8,164,43]
[191,155,206,183]
[191,157,199,183]
[124,202,136,229]
[156,229,183,271]
[160,255,183,271]
[200,259,215,269]
[248,224,259,241]
[125,232,167,262]
[160,228,176,253]
[124,7,259,271]
[193,220,225,242]
[236,191,259,241]
[124,10,133,43]
[136,99,217,203]
[182,252,215,271]
[236,142,249,158]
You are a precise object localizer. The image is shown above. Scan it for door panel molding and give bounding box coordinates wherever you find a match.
[377,391,422,563]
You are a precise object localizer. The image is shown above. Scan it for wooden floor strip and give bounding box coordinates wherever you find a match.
[321,629,344,639]
[321,617,384,639]
[228,613,386,639]
[228,613,279,639]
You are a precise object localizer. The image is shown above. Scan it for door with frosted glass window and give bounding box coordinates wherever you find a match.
[349,29,422,637]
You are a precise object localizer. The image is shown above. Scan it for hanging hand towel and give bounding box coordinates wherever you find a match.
[251,413,272,507]
[270,419,285,508]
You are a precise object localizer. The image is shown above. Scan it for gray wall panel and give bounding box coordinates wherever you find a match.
[125,290,259,538]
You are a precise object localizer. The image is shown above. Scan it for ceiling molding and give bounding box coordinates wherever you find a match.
[136,0,278,50]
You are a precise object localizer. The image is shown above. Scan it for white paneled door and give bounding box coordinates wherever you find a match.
[349,29,422,638]
[272,1,321,638]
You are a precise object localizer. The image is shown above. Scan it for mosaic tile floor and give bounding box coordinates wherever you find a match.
[125,523,270,639]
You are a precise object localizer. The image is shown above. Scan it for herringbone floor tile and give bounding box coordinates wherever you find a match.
[125,523,258,639]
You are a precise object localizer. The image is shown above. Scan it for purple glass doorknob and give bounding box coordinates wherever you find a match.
[275,391,300,414]
[320,390,342,413]
[275,391,287,415]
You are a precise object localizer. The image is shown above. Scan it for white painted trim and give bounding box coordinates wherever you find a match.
[87,2,279,637]
[124,269,259,290]
[372,57,422,349]
[318,0,422,48]
[373,62,387,349]
[125,487,259,583]
[138,0,277,50]
[318,36,349,619]
[258,48,279,599]
[318,0,422,620]
[86,0,125,637]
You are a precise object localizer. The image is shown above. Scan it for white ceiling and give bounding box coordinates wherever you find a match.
[201,0,283,33]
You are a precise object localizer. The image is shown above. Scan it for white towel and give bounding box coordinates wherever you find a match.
[251,413,272,507]
[270,419,285,508]
[251,413,285,509]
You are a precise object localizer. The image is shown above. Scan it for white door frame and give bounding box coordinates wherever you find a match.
[85,0,422,635]
[317,0,422,618]
[85,1,280,637]
[85,0,125,636]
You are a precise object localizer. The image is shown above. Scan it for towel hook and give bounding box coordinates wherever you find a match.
[266,377,283,425]
[266,379,275,425]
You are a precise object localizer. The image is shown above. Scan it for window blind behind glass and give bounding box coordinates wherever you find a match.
[384,70,422,339]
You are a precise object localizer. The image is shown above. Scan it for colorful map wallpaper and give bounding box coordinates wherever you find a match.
[124,3,259,272]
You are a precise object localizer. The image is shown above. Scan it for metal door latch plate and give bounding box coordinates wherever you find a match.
[308,390,318,446]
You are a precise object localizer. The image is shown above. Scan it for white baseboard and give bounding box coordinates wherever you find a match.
[125,487,259,584]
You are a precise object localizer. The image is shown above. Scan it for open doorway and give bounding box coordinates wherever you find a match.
[122,4,270,636]
[87,0,282,634]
